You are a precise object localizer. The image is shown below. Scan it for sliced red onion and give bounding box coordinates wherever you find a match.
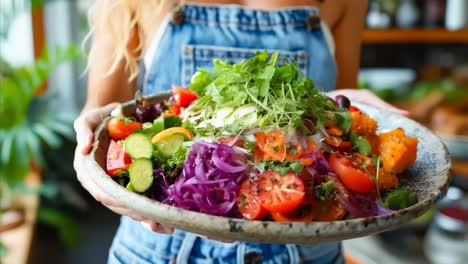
[160,141,249,217]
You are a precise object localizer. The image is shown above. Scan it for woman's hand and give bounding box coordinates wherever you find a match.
[73,103,173,234]
[327,89,410,117]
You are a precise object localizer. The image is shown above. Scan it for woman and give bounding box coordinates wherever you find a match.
[74,0,407,263]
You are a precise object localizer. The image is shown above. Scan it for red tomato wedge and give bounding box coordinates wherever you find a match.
[329,153,375,193]
[310,200,346,221]
[255,130,305,162]
[106,140,132,176]
[172,85,198,107]
[255,130,286,161]
[271,205,314,222]
[257,171,305,213]
[107,117,142,140]
[237,179,268,220]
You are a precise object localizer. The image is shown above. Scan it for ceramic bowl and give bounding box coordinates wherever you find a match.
[77,93,452,244]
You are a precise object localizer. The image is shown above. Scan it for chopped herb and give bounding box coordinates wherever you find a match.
[314,181,337,201]
[245,141,256,152]
[255,162,266,173]
[279,167,289,176]
[350,133,371,155]
[362,160,370,169]
[384,188,418,210]
[289,162,304,173]
[334,110,352,134]
[289,148,298,155]
[272,145,280,152]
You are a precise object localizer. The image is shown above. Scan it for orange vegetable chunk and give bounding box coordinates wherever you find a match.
[350,111,378,135]
[379,128,418,174]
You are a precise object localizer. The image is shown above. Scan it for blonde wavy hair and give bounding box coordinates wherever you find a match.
[86,0,185,80]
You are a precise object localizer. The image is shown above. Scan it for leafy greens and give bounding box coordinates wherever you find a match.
[187,52,345,136]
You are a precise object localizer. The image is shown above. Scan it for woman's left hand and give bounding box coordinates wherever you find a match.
[327,89,410,117]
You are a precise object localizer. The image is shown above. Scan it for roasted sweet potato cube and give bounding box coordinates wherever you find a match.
[379,128,418,173]
[350,111,378,135]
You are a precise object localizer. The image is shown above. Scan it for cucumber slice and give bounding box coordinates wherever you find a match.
[155,133,185,158]
[129,158,153,193]
[124,133,153,159]
[125,182,134,192]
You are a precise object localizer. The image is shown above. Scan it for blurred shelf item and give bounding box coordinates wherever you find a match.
[2,171,40,264]
[362,28,468,44]
[453,160,468,177]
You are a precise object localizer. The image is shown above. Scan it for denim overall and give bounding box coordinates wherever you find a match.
[109,4,342,264]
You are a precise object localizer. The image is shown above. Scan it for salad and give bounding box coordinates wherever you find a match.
[105,52,419,222]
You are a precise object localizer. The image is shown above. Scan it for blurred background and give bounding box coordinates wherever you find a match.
[0,0,466,264]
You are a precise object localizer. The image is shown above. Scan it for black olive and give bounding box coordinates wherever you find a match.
[335,95,350,109]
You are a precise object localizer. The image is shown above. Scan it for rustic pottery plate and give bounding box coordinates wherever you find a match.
[77,92,452,244]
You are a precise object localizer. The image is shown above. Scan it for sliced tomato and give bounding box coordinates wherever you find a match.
[255,130,286,161]
[237,179,268,220]
[172,85,198,107]
[107,117,142,140]
[348,105,360,112]
[271,205,314,222]
[310,200,346,221]
[172,105,182,115]
[106,140,132,176]
[329,153,375,193]
[257,171,305,213]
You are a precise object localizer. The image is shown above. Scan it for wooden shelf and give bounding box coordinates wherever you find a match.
[362,28,468,44]
[2,171,40,264]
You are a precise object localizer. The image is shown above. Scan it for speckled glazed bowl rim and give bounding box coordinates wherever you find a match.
[78,92,452,244]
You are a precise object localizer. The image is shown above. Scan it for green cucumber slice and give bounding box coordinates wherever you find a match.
[129,158,153,193]
[124,133,153,159]
[155,133,185,158]
[125,182,134,192]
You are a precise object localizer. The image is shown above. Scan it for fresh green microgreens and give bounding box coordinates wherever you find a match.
[314,181,337,201]
[333,111,352,134]
[187,52,340,138]
[375,156,383,203]
[254,160,304,175]
[350,133,372,155]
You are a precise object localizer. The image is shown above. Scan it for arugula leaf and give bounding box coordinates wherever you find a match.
[350,133,371,155]
[384,188,418,210]
[314,181,337,201]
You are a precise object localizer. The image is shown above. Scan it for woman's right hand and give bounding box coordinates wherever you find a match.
[73,103,173,234]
